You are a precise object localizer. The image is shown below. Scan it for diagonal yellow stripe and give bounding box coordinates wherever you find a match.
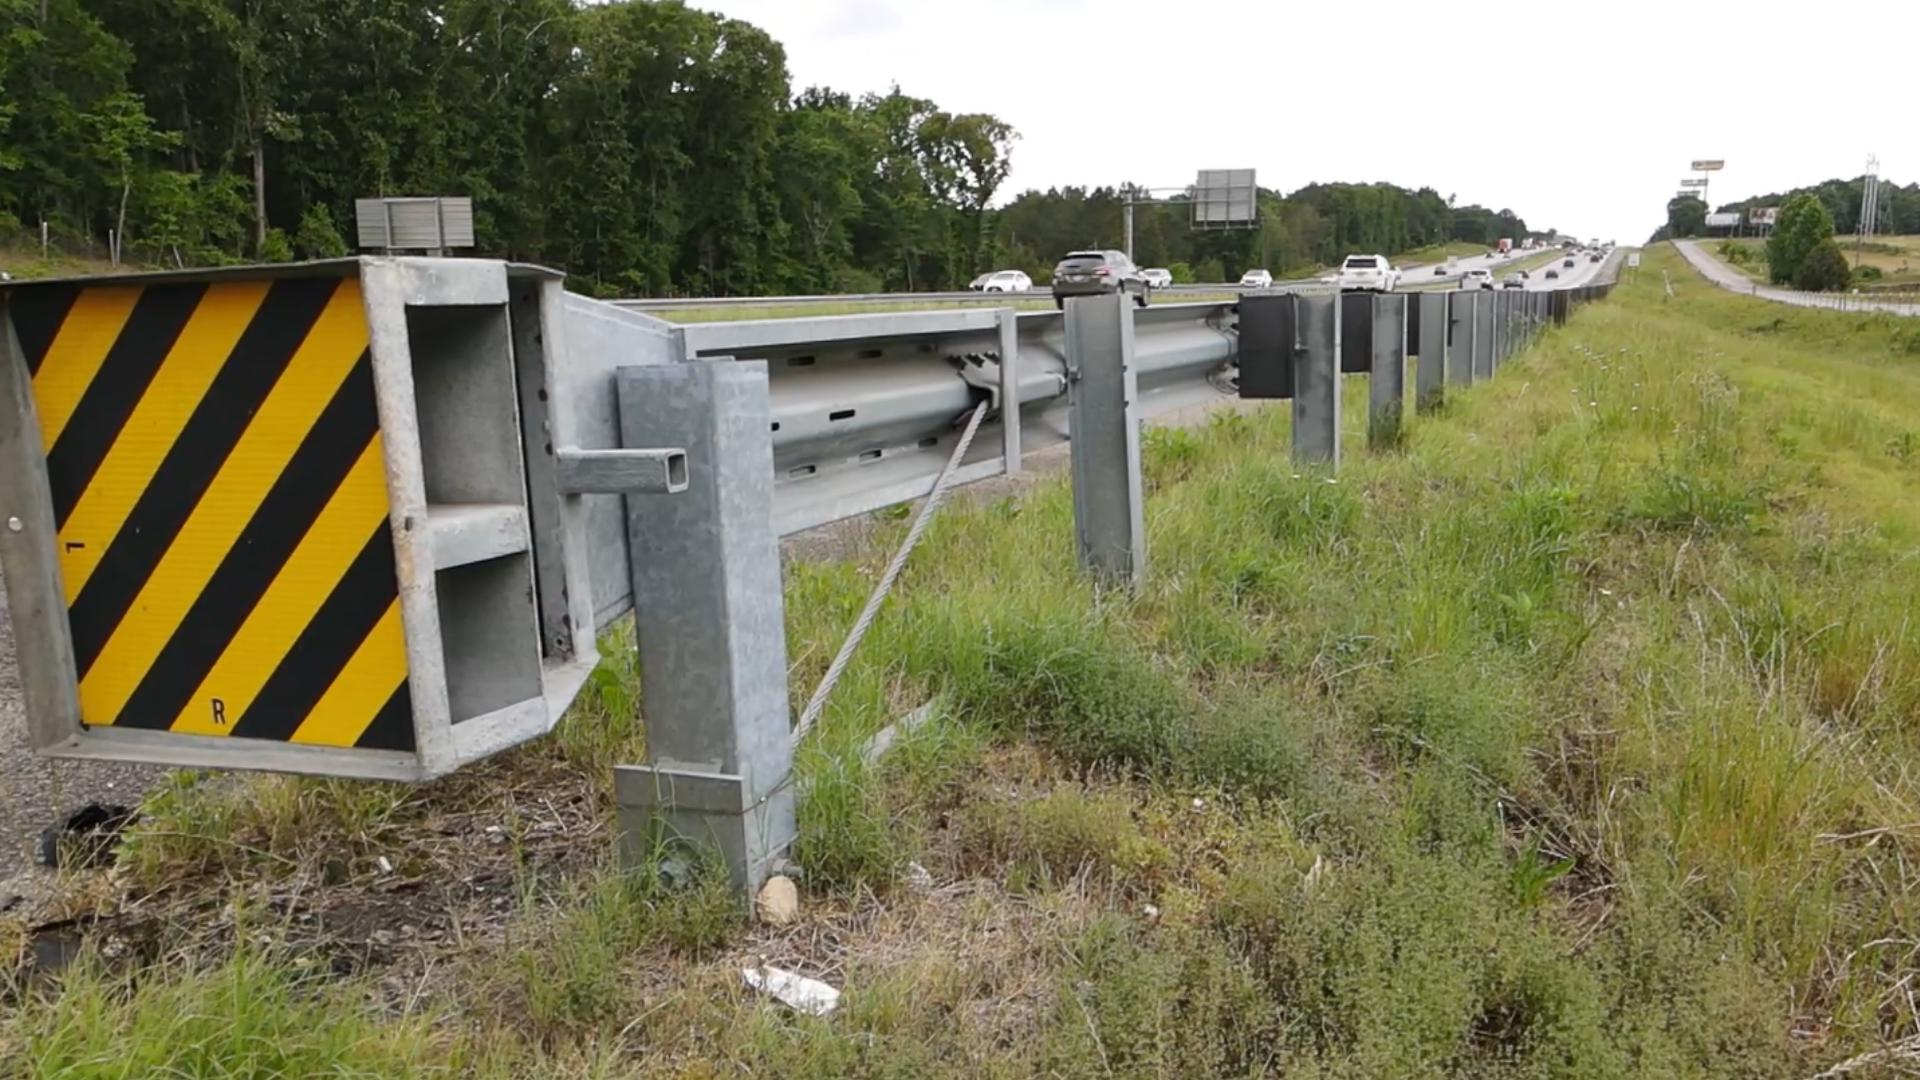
[170,436,390,737]
[58,282,271,604]
[81,280,369,728]
[289,600,408,749]
[32,286,143,450]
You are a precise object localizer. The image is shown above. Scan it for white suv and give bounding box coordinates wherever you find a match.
[1238,269,1274,289]
[1461,268,1495,290]
[1337,254,1398,293]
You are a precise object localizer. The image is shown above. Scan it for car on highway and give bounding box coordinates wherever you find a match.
[974,270,1032,293]
[1143,267,1174,288]
[1462,268,1495,290]
[1433,264,1448,276]
[1562,258,1575,269]
[1544,268,1559,280]
[1501,273,1526,289]
[1052,249,1150,308]
[1238,269,1274,289]
[1589,253,1602,264]
[968,272,992,289]
[1337,254,1398,293]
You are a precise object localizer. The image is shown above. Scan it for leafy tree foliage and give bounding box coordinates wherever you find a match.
[2,0,1548,293]
[1666,195,1706,239]
[1794,238,1851,292]
[1723,174,1920,236]
[1767,195,1835,286]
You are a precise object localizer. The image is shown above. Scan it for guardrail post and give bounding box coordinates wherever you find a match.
[1551,290,1570,326]
[1065,292,1146,588]
[612,359,795,898]
[1474,289,1496,381]
[1236,294,1295,400]
[1448,291,1476,387]
[1369,293,1407,448]
[995,307,1023,474]
[1416,292,1447,413]
[1292,294,1340,467]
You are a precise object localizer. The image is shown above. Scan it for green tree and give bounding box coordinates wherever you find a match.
[1767,194,1834,286]
[1666,195,1706,239]
[1795,238,1851,292]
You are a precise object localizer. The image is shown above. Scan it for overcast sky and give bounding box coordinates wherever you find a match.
[705,0,1918,244]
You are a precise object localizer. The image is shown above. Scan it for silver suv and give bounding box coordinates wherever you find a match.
[1051,249,1151,308]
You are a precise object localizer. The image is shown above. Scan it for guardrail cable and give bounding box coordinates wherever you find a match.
[792,399,991,742]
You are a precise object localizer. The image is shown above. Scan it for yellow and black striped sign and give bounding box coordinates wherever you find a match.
[8,274,413,752]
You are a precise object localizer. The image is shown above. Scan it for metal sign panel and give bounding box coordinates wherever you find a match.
[9,276,413,752]
[1679,179,1708,188]
[1627,253,1642,267]
[355,197,476,251]
[1705,213,1740,228]
[1749,207,1778,226]
[1690,160,1725,171]
[1192,169,1257,229]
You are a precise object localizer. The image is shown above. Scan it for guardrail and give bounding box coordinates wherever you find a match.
[0,249,1623,898]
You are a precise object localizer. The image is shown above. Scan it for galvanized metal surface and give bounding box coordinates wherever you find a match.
[1416,292,1447,412]
[1291,295,1340,466]
[1065,293,1147,588]
[1369,294,1407,449]
[612,360,794,896]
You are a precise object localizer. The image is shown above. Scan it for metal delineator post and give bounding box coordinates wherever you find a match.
[1292,294,1340,467]
[1416,292,1447,413]
[1369,293,1407,449]
[611,359,795,896]
[1065,292,1146,589]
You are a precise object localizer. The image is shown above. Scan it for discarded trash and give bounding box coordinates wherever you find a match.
[743,965,841,1016]
[36,803,137,870]
[903,862,934,892]
[757,874,800,925]
[376,856,395,875]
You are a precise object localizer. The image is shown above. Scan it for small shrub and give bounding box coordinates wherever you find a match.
[1794,239,1852,292]
[1853,263,1883,282]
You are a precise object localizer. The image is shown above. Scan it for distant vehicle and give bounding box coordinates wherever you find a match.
[1052,249,1150,308]
[1142,267,1174,289]
[1238,269,1274,289]
[1497,238,1514,254]
[1337,254,1398,293]
[1433,265,1448,275]
[1589,253,1602,264]
[1462,268,1495,290]
[975,270,1032,293]
[1562,258,1575,269]
[1501,273,1526,289]
[1544,268,1559,280]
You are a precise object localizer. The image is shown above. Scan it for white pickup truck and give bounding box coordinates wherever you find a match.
[1337,254,1399,293]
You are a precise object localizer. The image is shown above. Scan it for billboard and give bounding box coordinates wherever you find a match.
[1748,207,1778,226]
[1690,160,1725,171]
[1679,178,1707,188]
[1192,169,1257,229]
[1704,213,1741,228]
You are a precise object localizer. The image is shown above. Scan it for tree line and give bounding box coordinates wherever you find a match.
[2,0,1543,295]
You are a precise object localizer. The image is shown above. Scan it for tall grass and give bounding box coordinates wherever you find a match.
[11,244,1920,1076]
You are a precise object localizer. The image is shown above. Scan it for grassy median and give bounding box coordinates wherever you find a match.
[7,244,1920,1077]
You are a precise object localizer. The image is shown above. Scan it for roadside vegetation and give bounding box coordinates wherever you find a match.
[7,243,1920,1076]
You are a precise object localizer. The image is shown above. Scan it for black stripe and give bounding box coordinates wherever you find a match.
[111,356,379,730]
[66,278,341,681]
[354,682,416,752]
[7,285,81,376]
[46,284,204,527]
[228,522,400,744]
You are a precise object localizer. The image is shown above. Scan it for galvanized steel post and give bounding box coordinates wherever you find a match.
[1449,292,1476,387]
[1369,294,1407,449]
[995,307,1023,473]
[1065,292,1146,589]
[1292,294,1340,467]
[1416,292,1447,413]
[1473,289,1496,381]
[611,359,796,897]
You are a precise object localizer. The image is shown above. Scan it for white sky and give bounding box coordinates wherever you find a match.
[706,0,1919,243]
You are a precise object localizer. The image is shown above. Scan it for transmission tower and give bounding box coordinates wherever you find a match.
[1860,154,1881,238]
